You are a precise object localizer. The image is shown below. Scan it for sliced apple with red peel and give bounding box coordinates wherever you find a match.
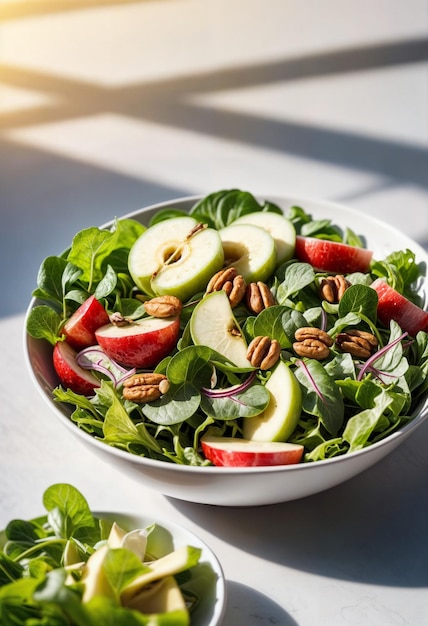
[62,295,109,350]
[95,316,180,368]
[371,278,428,336]
[53,341,100,395]
[294,235,373,273]
[190,290,251,368]
[219,223,277,282]
[201,436,304,467]
[232,212,296,264]
[243,360,302,442]
[128,216,224,301]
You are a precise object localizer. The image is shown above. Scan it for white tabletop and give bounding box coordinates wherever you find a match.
[1,1,428,624]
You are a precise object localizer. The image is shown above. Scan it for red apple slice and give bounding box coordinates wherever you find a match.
[201,436,304,467]
[95,317,180,368]
[371,278,428,337]
[53,341,100,395]
[62,295,110,350]
[294,235,373,273]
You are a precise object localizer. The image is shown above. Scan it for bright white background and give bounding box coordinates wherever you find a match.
[1,1,427,624]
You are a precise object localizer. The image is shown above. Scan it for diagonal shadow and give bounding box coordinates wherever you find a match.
[170,416,428,588]
[0,137,190,317]
[1,37,428,186]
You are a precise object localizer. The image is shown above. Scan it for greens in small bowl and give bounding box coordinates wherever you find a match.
[0,484,225,625]
[24,190,428,506]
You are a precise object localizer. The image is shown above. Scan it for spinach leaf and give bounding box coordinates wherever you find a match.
[103,548,149,597]
[96,383,162,455]
[142,383,201,425]
[343,391,395,452]
[26,305,63,345]
[200,384,270,420]
[275,262,315,302]
[190,189,281,229]
[338,284,378,322]
[68,227,114,289]
[166,345,214,388]
[253,305,295,348]
[35,256,69,307]
[43,484,96,541]
[94,264,118,299]
[371,248,423,303]
[149,208,189,226]
[294,359,344,435]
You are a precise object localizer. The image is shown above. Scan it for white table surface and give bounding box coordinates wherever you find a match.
[1,1,428,624]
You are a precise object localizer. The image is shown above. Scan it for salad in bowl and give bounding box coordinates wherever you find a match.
[0,484,225,625]
[24,189,428,504]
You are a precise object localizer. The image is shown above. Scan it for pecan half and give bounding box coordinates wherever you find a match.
[319,274,350,303]
[144,295,182,318]
[206,267,246,308]
[336,329,378,359]
[247,336,281,370]
[293,327,333,360]
[122,373,170,403]
[246,282,275,314]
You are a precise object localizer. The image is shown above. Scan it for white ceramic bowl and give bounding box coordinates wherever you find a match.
[24,194,428,506]
[0,508,226,626]
[102,511,226,626]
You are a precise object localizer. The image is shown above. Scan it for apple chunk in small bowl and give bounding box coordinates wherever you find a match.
[25,190,428,506]
[0,483,226,625]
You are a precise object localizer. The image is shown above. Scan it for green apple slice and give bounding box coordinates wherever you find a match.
[124,575,189,623]
[128,216,224,301]
[121,545,201,604]
[232,211,296,264]
[243,360,302,442]
[190,290,251,368]
[81,544,115,602]
[218,223,276,282]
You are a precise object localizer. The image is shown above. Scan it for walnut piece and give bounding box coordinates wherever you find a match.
[144,295,182,318]
[319,274,350,303]
[247,336,281,370]
[336,329,378,359]
[293,327,333,360]
[206,267,246,308]
[246,282,275,314]
[122,373,170,402]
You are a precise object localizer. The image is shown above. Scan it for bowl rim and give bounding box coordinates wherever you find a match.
[24,192,428,475]
[1,506,226,626]
[96,510,226,626]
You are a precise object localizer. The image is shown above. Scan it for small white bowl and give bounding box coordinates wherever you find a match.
[102,511,226,626]
[24,194,428,506]
[0,508,226,626]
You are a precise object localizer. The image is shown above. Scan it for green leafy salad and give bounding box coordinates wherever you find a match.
[26,189,428,466]
[0,484,216,625]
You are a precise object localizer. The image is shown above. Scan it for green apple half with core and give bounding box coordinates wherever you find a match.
[232,211,296,264]
[128,216,224,302]
[190,290,251,368]
[243,360,302,442]
[218,223,276,283]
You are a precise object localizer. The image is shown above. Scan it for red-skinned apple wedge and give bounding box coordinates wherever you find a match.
[62,295,109,350]
[294,235,373,273]
[95,317,180,368]
[371,278,428,337]
[200,436,304,467]
[53,341,100,395]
